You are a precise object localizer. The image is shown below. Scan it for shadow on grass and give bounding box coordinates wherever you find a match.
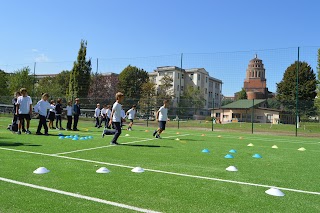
[0,142,42,147]
[120,144,172,148]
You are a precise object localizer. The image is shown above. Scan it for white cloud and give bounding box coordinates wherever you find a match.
[32,49,39,52]
[35,53,49,62]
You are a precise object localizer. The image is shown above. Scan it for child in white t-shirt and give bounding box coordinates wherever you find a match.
[34,93,54,135]
[153,100,169,139]
[94,103,102,128]
[66,100,73,130]
[16,88,32,135]
[126,105,136,131]
[106,92,125,145]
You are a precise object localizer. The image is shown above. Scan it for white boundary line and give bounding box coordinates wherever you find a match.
[54,134,189,155]
[0,147,319,196]
[0,177,160,213]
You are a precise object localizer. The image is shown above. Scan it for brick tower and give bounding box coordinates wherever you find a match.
[244,54,269,100]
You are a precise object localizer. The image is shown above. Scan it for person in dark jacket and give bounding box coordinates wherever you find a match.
[73,98,81,131]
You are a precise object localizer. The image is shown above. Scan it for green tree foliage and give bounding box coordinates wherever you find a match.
[139,81,157,115]
[0,70,10,96]
[315,49,320,115]
[276,61,316,116]
[236,88,247,100]
[221,97,234,106]
[36,71,70,99]
[266,98,281,109]
[118,65,149,101]
[9,67,34,96]
[179,86,205,115]
[155,74,175,107]
[68,40,92,99]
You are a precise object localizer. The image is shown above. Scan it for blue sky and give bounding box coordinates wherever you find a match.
[1,0,319,96]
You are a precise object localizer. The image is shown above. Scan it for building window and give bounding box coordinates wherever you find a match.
[190,73,194,80]
[178,73,180,79]
[257,116,263,119]
[198,74,200,81]
[198,86,200,90]
[182,74,184,79]
[177,85,179,91]
[205,88,207,94]
[206,77,208,83]
[181,86,184,91]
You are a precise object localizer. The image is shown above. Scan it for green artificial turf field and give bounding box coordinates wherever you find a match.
[0,116,319,212]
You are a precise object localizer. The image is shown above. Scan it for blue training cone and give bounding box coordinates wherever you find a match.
[252,154,262,158]
[59,136,65,139]
[225,154,234,159]
[72,137,79,141]
[229,149,237,153]
[202,149,210,153]
[88,136,93,139]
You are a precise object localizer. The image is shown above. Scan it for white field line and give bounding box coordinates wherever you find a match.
[54,134,190,155]
[200,133,320,145]
[0,177,160,213]
[0,147,319,196]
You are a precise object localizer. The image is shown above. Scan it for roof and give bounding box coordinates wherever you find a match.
[220,99,266,109]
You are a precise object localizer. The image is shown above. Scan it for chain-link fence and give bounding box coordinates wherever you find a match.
[1,46,320,136]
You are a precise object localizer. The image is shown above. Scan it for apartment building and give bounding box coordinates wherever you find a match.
[149,66,222,115]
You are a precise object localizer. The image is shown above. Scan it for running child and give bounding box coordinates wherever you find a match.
[153,100,170,139]
[126,105,136,131]
[107,92,125,145]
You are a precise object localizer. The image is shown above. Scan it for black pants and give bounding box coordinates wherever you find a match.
[56,115,62,128]
[13,115,25,131]
[37,115,48,133]
[100,116,108,127]
[67,116,72,129]
[111,122,121,143]
[73,114,79,130]
[95,117,100,127]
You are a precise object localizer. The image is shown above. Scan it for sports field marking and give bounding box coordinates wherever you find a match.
[1,147,319,196]
[199,133,320,145]
[0,177,161,213]
[54,134,190,155]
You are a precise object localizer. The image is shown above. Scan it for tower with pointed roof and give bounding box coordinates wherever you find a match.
[244,54,269,100]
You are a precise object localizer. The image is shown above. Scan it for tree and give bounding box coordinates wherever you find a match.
[0,70,10,96]
[236,88,247,100]
[87,73,119,104]
[37,76,61,98]
[68,40,92,100]
[139,81,157,115]
[276,61,317,117]
[118,65,149,101]
[156,74,174,106]
[8,67,34,96]
[179,86,205,115]
[55,70,71,97]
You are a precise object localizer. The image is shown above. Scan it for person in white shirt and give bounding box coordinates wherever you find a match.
[120,106,126,128]
[48,100,56,129]
[16,88,33,135]
[105,92,125,145]
[34,93,54,135]
[153,100,170,139]
[126,105,136,131]
[66,100,73,130]
[94,103,102,128]
[100,104,108,128]
[106,105,112,129]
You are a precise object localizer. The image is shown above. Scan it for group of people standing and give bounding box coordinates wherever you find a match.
[94,102,136,131]
[12,88,81,135]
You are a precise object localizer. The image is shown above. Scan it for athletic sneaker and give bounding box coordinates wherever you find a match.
[155,134,161,139]
[44,133,49,136]
[36,132,43,135]
[102,132,105,138]
[17,130,21,135]
[110,142,119,145]
[60,128,65,130]
[153,130,157,137]
[25,130,31,134]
